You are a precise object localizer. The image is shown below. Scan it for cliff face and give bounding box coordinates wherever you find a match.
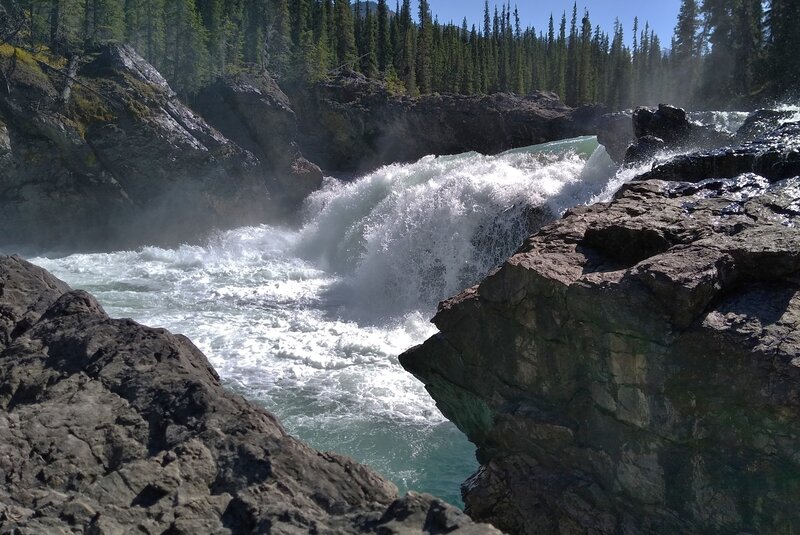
[401,121,800,534]
[0,255,499,534]
[0,45,319,252]
[291,70,603,173]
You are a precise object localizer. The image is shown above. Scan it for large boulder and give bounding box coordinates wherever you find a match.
[595,110,633,164]
[400,124,800,534]
[194,73,323,207]
[291,71,602,173]
[0,44,289,251]
[0,255,499,534]
[597,104,734,165]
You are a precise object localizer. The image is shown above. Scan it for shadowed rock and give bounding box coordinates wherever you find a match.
[0,45,315,252]
[194,73,323,208]
[0,255,500,534]
[291,70,603,173]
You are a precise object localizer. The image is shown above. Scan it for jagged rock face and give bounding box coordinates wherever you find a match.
[194,73,323,208]
[292,71,602,172]
[400,126,800,534]
[0,45,276,251]
[640,122,800,183]
[0,256,500,535]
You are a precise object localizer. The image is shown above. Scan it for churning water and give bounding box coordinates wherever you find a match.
[32,136,625,506]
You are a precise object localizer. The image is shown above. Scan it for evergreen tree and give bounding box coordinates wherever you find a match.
[376,0,391,72]
[415,0,432,93]
[83,0,124,45]
[765,0,800,97]
[163,0,208,96]
[673,0,701,105]
[360,2,378,77]
[333,0,356,68]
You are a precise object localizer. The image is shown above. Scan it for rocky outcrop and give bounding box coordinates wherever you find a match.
[292,70,602,172]
[596,110,633,164]
[194,73,323,207]
[597,105,733,165]
[400,124,800,534]
[0,255,499,534]
[0,44,317,252]
[640,122,800,183]
[733,109,797,142]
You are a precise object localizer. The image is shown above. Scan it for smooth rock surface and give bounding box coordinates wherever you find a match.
[0,255,500,535]
[401,125,800,534]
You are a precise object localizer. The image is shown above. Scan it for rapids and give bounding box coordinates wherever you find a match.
[32,136,633,506]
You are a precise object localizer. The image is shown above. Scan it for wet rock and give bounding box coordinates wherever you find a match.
[734,109,797,142]
[0,255,499,535]
[292,71,602,172]
[596,110,633,164]
[400,122,800,534]
[597,104,734,166]
[623,134,664,164]
[639,122,800,183]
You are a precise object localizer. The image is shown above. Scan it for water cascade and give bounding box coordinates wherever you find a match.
[33,136,634,505]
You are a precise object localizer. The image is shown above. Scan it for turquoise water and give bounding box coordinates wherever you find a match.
[32,137,618,506]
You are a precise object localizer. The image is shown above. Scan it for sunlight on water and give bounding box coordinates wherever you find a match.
[31,136,627,506]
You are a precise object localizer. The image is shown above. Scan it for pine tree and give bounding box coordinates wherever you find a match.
[376,0,391,72]
[765,0,800,97]
[360,2,378,77]
[164,0,209,97]
[673,0,701,105]
[415,0,432,93]
[565,3,579,105]
[578,9,593,104]
[83,0,124,45]
[732,0,763,101]
[333,0,356,68]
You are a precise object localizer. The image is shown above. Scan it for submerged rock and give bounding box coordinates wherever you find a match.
[291,71,602,172]
[0,255,499,534]
[400,124,800,534]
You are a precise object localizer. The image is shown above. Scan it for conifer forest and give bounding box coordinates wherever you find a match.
[1,0,798,110]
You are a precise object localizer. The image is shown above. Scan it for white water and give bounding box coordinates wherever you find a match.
[31,136,628,506]
[690,110,750,134]
[777,103,800,124]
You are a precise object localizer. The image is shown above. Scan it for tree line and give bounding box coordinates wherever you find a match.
[1,0,797,108]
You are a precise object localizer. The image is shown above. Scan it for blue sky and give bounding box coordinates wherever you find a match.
[416,0,681,48]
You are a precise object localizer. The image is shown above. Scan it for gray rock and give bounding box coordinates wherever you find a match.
[597,104,733,166]
[400,123,800,534]
[0,45,284,252]
[195,73,323,209]
[291,71,602,172]
[0,255,500,535]
[734,109,797,142]
[596,110,633,164]
[639,122,800,183]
